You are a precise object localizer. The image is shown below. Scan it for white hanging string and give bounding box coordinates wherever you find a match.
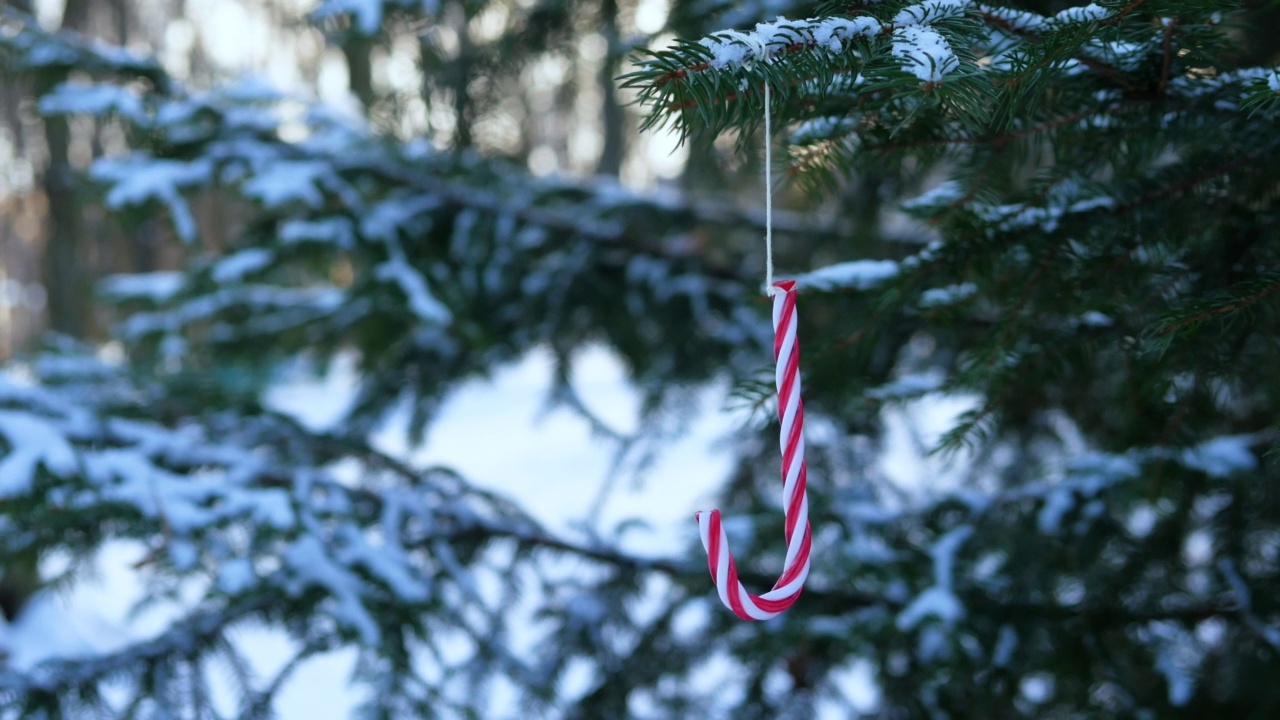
[763,81,776,296]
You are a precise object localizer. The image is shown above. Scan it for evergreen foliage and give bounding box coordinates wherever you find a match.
[1,0,1279,717]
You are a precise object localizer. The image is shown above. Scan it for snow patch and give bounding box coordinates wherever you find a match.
[0,410,78,497]
[866,371,945,400]
[790,116,858,145]
[1180,435,1256,478]
[279,217,357,248]
[974,194,1116,234]
[896,525,972,630]
[242,161,329,209]
[892,27,960,83]
[1079,311,1113,327]
[375,257,451,325]
[92,156,212,243]
[903,181,964,210]
[920,282,977,308]
[284,535,381,646]
[977,5,1046,32]
[993,625,1017,666]
[217,558,256,595]
[212,248,274,283]
[100,272,186,302]
[697,16,883,69]
[795,259,900,292]
[39,82,145,122]
[1052,3,1109,25]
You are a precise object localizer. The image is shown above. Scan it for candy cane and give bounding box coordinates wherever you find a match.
[695,278,811,620]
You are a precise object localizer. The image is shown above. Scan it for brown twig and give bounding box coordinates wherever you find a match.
[1105,0,1148,26]
[1155,277,1280,336]
[1108,151,1261,217]
[866,106,1110,156]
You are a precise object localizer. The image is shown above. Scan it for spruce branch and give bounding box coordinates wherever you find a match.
[857,104,1114,154]
[0,596,270,709]
[0,7,173,92]
[1152,272,1280,338]
[621,5,990,139]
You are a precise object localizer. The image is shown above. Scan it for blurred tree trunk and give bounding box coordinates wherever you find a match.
[0,0,95,623]
[2,0,34,148]
[108,0,130,44]
[39,0,93,339]
[343,34,376,111]
[595,0,624,176]
[448,1,473,149]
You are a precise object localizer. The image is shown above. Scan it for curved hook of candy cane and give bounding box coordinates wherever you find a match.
[695,280,812,621]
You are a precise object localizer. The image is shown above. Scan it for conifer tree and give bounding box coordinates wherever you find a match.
[1,1,1279,718]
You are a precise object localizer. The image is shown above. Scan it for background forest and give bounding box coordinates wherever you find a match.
[2,0,1280,718]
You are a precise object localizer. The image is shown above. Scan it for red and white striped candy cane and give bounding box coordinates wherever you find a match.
[696,279,811,620]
